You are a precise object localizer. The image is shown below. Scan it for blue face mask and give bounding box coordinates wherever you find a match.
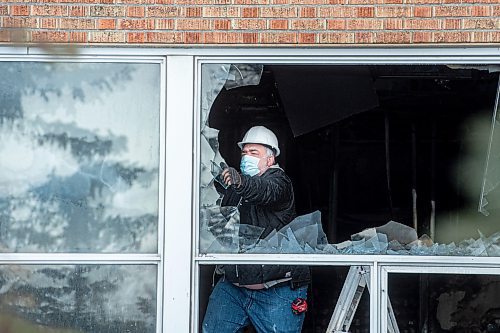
[240,155,261,177]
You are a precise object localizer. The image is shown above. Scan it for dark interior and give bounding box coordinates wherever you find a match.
[203,64,500,332]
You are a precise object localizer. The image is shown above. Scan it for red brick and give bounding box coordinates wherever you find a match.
[491,32,500,42]
[470,6,490,16]
[413,6,432,17]
[319,31,355,43]
[443,18,461,29]
[127,32,144,43]
[357,7,374,17]
[327,19,346,30]
[354,31,373,43]
[214,19,231,30]
[346,19,384,30]
[185,31,202,43]
[260,7,297,18]
[176,19,211,30]
[463,18,497,29]
[5,30,30,43]
[434,6,469,17]
[259,32,297,43]
[90,31,126,42]
[404,19,441,30]
[374,31,411,43]
[233,19,266,30]
[300,7,316,18]
[494,6,500,18]
[156,19,174,29]
[290,19,325,30]
[70,6,88,16]
[119,18,154,29]
[269,19,288,29]
[11,5,29,16]
[385,18,403,30]
[185,7,201,17]
[32,31,68,43]
[384,0,404,4]
[0,5,8,15]
[31,5,67,16]
[407,0,439,4]
[69,31,88,42]
[412,31,432,43]
[97,18,115,29]
[291,0,327,3]
[127,6,145,17]
[234,0,268,4]
[242,32,258,43]
[298,32,316,43]
[3,17,38,28]
[146,6,180,17]
[349,0,377,4]
[270,0,289,4]
[203,31,243,43]
[90,6,126,17]
[318,7,342,17]
[434,31,471,43]
[146,31,183,43]
[327,0,348,4]
[60,18,95,29]
[341,7,357,18]
[375,6,410,17]
[202,7,239,17]
[242,7,259,17]
[0,30,9,42]
[471,31,490,43]
[39,18,57,29]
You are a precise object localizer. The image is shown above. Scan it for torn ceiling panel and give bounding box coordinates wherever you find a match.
[271,65,379,137]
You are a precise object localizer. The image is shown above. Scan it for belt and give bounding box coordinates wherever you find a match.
[234,277,292,290]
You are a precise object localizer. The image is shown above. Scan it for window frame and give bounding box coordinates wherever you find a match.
[0,54,167,333]
[192,49,500,333]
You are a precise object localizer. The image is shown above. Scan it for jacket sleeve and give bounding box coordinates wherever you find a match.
[234,170,291,206]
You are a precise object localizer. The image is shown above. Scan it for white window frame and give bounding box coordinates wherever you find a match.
[2,46,500,333]
[192,48,500,333]
[0,52,167,333]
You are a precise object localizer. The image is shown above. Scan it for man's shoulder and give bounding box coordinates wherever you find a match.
[262,166,290,180]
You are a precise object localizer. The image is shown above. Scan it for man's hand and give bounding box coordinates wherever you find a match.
[222,167,242,188]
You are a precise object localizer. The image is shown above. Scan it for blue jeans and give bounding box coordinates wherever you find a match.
[202,279,308,333]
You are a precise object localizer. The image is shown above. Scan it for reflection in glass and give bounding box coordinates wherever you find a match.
[0,62,160,253]
[388,273,500,333]
[0,264,156,333]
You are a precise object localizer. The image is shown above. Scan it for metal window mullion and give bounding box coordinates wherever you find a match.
[156,56,168,333]
[163,55,195,333]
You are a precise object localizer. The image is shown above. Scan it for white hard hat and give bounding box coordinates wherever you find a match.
[237,126,280,156]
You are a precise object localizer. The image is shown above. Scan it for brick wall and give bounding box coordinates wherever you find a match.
[0,1,499,45]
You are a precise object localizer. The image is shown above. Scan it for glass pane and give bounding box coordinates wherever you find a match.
[388,273,500,333]
[199,64,500,256]
[0,264,156,333]
[0,61,160,253]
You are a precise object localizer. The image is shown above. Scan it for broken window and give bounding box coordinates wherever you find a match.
[199,63,500,256]
[387,272,500,333]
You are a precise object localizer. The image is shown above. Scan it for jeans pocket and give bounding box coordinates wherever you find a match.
[271,285,307,303]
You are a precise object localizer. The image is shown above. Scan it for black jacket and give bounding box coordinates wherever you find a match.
[221,167,311,287]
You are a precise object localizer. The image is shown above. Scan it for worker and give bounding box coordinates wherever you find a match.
[202,125,310,333]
